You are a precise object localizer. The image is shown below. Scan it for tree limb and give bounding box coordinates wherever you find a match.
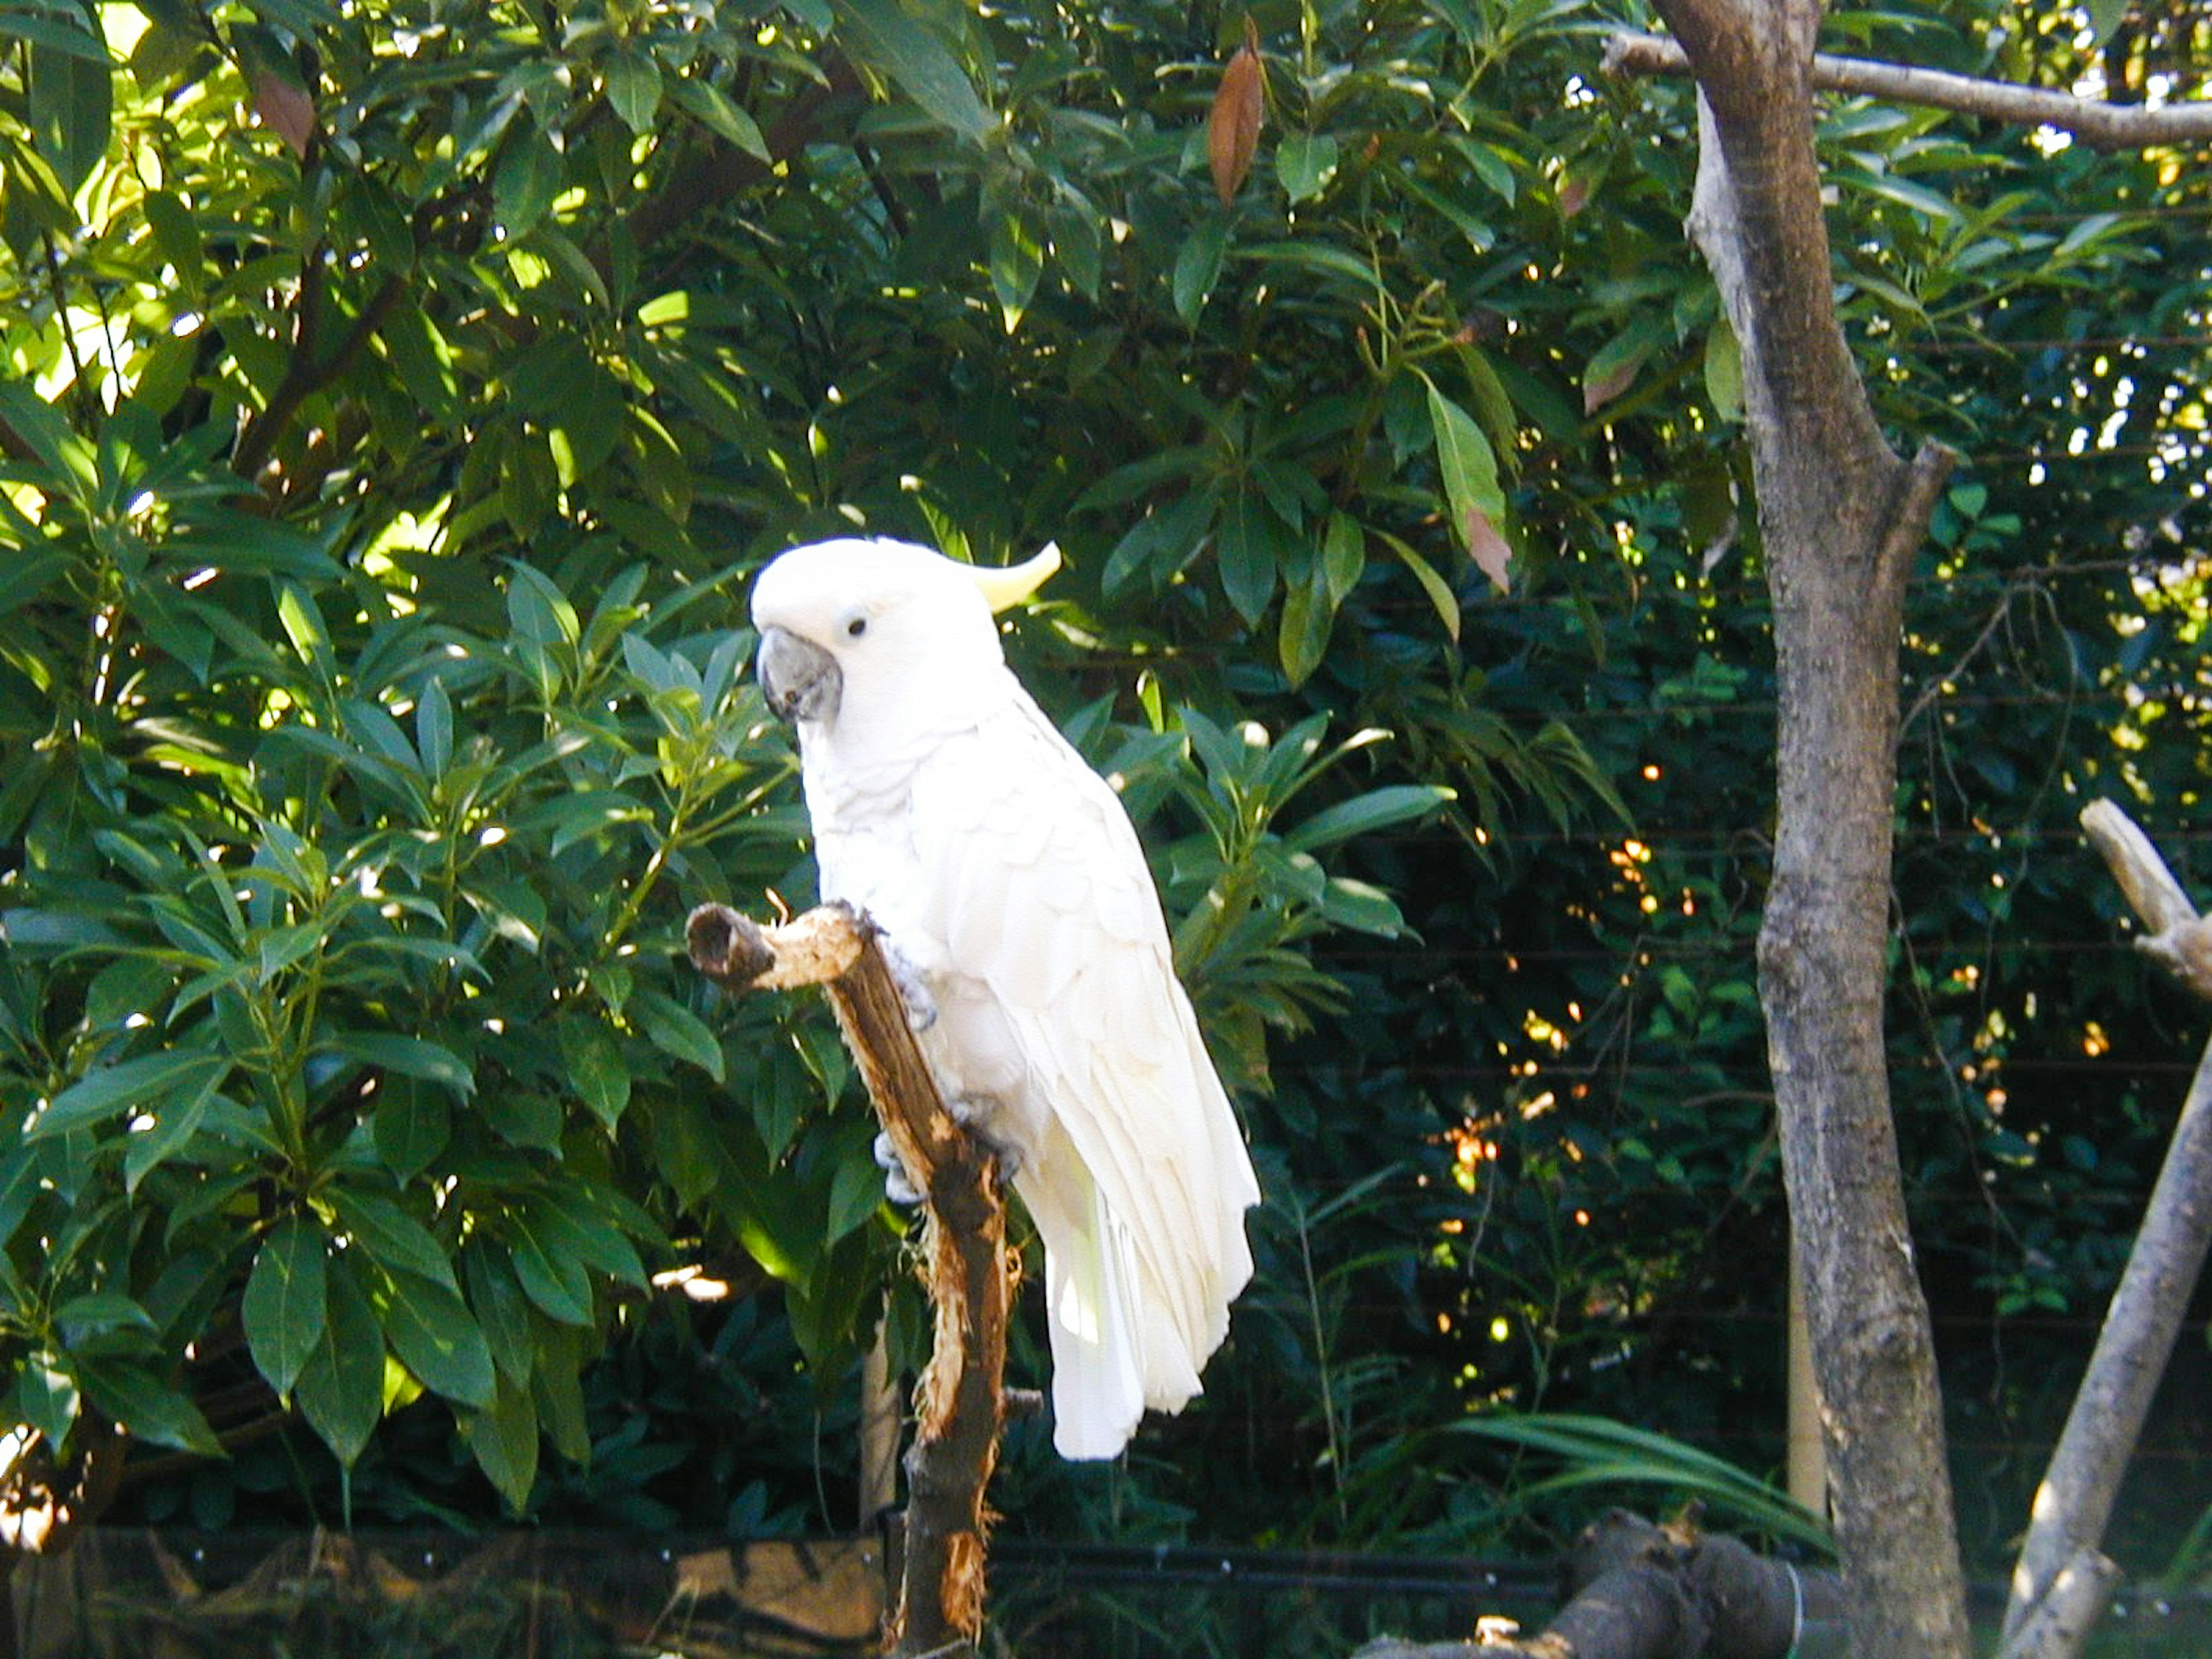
[627,64,860,253]
[1351,1510,1844,1659]
[1998,1546,2120,1659]
[2081,798,2212,998]
[689,901,1007,1659]
[1998,805,2212,1642]
[1606,30,2212,151]
[232,270,407,487]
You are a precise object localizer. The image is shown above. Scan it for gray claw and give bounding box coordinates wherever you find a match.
[947,1097,1024,1180]
[873,1131,923,1207]
[884,945,938,1032]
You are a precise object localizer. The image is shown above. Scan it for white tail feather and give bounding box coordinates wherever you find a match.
[1029,1158,1145,1459]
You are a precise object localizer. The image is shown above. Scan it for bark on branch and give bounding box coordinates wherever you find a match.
[2081,798,2212,999]
[1995,804,2212,1652]
[1352,1510,1844,1659]
[689,901,1007,1659]
[1605,31,2212,151]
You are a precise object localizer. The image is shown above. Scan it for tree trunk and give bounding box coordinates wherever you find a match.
[1643,3,1971,1652]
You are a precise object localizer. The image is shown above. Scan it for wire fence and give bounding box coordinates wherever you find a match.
[13,1528,2211,1657]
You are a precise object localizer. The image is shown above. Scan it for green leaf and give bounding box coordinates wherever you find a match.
[379,302,460,418]
[1319,876,1407,935]
[0,383,94,491]
[461,1245,535,1385]
[558,1017,631,1131]
[632,989,724,1082]
[825,1150,885,1244]
[524,788,654,857]
[1214,491,1281,627]
[122,1074,227,1191]
[298,1254,384,1467]
[830,0,990,142]
[331,1187,458,1292]
[35,1048,226,1140]
[602,49,662,133]
[1321,510,1365,604]
[1287,785,1453,853]
[1277,559,1334,690]
[326,1031,475,1097]
[666,76,770,160]
[243,1216,328,1399]
[493,120,565,237]
[1421,374,1505,559]
[531,1332,590,1464]
[1172,218,1229,326]
[527,1192,648,1287]
[1376,531,1460,643]
[372,1077,451,1183]
[463,1372,540,1515]
[412,680,453,782]
[1275,133,1339,203]
[15,1352,78,1448]
[275,582,337,684]
[378,1270,496,1408]
[1703,316,1744,422]
[988,210,1044,334]
[506,1210,594,1324]
[79,1363,224,1457]
[29,40,112,196]
[2082,0,2129,46]
[1450,136,1517,204]
[505,562,580,649]
[55,1292,154,1343]
[0,12,111,63]
[1839,168,1961,225]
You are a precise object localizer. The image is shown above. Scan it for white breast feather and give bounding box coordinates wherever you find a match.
[813,671,1259,1456]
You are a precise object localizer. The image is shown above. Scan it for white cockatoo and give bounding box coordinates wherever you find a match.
[750,536,1260,1459]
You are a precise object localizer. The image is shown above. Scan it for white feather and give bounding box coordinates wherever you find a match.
[751,538,1261,1459]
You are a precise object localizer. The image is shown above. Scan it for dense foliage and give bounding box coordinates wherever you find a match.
[1,0,2207,1604]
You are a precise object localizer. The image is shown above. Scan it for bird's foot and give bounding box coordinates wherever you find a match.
[872,1132,923,1207]
[882,944,938,1032]
[946,1096,1025,1181]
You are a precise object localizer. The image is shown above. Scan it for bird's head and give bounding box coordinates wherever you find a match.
[749,537,1059,733]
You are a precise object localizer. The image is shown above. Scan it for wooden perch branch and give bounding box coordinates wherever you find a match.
[689,901,1007,1659]
[1353,1510,1843,1659]
[1997,802,2212,1650]
[1604,31,2212,151]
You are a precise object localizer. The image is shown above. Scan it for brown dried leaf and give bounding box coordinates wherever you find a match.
[1558,175,1591,218]
[1583,359,1638,415]
[252,70,317,158]
[1467,507,1513,594]
[1209,22,1264,209]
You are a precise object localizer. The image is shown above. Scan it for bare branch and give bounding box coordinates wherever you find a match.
[688,901,1006,1659]
[1351,1510,1845,1659]
[1605,31,2212,151]
[1999,1547,2121,1659]
[2081,798,2212,999]
[232,271,407,487]
[1998,807,2212,1638]
[628,65,858,253]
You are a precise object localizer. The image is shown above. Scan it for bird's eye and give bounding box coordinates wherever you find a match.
[845,616,868,639]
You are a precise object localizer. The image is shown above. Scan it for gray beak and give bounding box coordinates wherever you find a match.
[757,626,842,724]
